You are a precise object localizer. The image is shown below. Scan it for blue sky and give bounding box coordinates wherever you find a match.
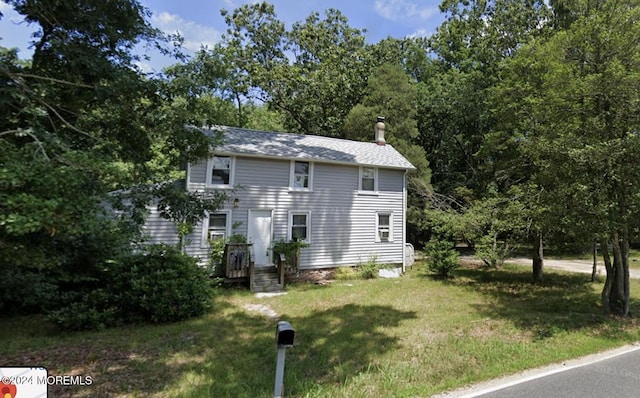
[0,0,445,72]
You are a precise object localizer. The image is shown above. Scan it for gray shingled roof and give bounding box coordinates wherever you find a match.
[202,125,415,170]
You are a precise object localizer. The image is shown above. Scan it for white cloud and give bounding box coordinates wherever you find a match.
[374,0,438,22]
[406,28,430,39]
[151,12,221,53]
[134,60,153,73]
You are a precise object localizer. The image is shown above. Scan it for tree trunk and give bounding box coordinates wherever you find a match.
[532,230,544,283]
[604,232,630,316]
[622,230,630,316]
[591,240,597,283]
[600,238,613,314]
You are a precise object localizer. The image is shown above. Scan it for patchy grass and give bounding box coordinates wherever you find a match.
[3,264,640,397]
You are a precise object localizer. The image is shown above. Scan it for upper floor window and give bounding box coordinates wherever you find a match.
[207,156,234,187]
[360,167,377,192]
[290,160,313,190]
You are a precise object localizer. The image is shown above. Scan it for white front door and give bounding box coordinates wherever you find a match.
[248,210,272,266]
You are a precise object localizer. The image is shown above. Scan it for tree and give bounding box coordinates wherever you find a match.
[221,2,372,135]
[0,0,214,314]
[497,0,640,314]
[155,181,227,252]
[342,63,432,244]
[421,0,551,196]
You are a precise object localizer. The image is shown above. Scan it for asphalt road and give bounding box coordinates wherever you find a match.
[436,345,640,398]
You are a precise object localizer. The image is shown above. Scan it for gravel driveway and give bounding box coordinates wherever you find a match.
[505,257,640,279]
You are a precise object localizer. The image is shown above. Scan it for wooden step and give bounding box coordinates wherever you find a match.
[251,266,284,293]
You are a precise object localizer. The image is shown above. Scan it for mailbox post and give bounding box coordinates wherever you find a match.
[274,321,295,398]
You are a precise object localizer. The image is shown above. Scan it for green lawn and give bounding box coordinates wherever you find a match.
[2,263,640,397]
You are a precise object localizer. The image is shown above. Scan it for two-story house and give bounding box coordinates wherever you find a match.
[144,119,415,273]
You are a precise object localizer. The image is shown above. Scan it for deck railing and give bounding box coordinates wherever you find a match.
[225,243,253,279]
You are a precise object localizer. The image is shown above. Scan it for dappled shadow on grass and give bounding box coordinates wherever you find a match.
[1,292,280,397]
[449,265,637,340]
[285,303,418,394]
[0,292,417,397]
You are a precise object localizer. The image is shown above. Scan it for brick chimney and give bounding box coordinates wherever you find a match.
[375,116,386,146]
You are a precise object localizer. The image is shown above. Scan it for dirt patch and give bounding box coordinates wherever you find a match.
[287,269,336,284]
[243,304,278,319]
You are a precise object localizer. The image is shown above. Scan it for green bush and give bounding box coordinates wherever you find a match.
[111,245,213,323]
[208,238,227,277]
[357,256,380,279]
[48,300,117,332]
[425,240,460,277]
[334,266,357,280]
[50,244,213,330]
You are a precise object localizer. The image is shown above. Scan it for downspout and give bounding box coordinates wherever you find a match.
[402,169,408,273]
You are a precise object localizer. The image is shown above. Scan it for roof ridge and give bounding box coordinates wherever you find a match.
[211,125,384,147]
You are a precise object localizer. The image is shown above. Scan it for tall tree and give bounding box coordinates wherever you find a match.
[221,1,371,136]
[0,0,211,313]
[342,63,432,244]
[421,0,551,196]
[497,0,640,314]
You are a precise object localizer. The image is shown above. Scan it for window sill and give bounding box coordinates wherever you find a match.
[288,188,313,193]
[358,191,379,196]
[205,185,234,189]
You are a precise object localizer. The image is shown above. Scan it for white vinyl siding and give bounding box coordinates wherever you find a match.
[182,156,407,268]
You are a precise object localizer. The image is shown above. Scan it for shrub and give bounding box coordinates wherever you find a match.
[334,266,357,280]
[425,240,460,277]
[50,244,213,330]
[49,299,117,332]
[110,244,213,323]
[208,238,227,277]
[357,256,380,279]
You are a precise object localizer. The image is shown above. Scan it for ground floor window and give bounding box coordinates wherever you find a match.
[202,211,230,246]
[376,212,393,242]
[288,211,311,242]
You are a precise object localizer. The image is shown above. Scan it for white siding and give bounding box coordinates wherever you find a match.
[180,156,407,269]
[142,204,179,246]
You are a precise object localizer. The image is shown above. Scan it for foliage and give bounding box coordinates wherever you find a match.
[425,239,460,277]
[0,0,206,317]
[50,244,212,330]
[421,0,551,197]
[333,266,358,280]
[155,181,228,251]
[221,2,372,135]
[463,192,529,267]
[271,239,309,261]
[495,0,640,314]
[356,256,381,279]
[208,238,227,277]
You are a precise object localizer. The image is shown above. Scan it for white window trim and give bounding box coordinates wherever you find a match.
[359,166,378,194]
[289,160,314,191]
[375,211,393,243]
[201,210,232,248]
[287,210,311,243]
[205,155,235,188]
